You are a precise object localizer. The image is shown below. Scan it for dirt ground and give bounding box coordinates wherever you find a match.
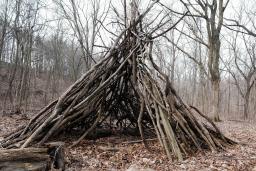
[0,114,256,171]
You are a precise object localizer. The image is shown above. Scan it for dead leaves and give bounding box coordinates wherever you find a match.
[64,121,256,171]
[1,115,256,171]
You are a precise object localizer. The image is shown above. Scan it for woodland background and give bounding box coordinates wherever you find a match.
[0,0,255,122]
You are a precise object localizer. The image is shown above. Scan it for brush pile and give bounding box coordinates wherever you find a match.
[0,1,234,161]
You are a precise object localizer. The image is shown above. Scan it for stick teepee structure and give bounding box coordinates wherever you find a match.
[0,1,235,161]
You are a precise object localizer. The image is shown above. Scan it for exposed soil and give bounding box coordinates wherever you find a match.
[0,114,256,171]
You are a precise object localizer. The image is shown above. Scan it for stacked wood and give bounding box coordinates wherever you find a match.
[0,1,235,161]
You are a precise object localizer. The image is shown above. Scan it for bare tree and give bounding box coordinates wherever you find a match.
[55,0,109,72]
[158,0,230,121]
[0,0,9,62]
[226,32,256,119]
[4,0,23,109]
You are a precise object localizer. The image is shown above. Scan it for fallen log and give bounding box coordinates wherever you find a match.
[0,161,49,171]
[0,142,65,171]
[0,148,49,162]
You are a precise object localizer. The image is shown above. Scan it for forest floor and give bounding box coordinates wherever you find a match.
[0,113,256,171]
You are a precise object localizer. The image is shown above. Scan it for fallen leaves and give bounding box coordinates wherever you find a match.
[1,114,256,171]
[64,121,256,171]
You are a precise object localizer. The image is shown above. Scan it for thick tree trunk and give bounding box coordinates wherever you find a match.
[208,33,221,122]
[203,0,226,122]
[227,75,231,116]
[208,44,221,122]
[243,91,250,120]
[212,79,221,121]
[243,97,249,120]
[243,78,254,120]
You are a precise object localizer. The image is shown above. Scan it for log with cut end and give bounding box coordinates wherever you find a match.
[0,143,65,171]
[0,148,49,162]
[0,148,50,171]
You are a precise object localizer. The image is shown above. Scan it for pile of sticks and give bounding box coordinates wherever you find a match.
[0,2,235,161]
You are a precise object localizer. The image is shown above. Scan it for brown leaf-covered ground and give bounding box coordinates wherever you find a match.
[0,114,256,171]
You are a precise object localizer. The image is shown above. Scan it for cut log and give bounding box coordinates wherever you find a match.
[0,148,50,171]
[0,142,65,171]
[0,148,49,162]
[0,161,49,171]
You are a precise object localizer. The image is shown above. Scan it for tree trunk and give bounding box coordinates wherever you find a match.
[208,33,221,122]
[212,79,221,122]
[243,94,249,120]
[227,75,231,116]
[254,84,256,119]
[243,82,252,120]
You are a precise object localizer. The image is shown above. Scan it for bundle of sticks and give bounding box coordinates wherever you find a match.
[0,1,235,161]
